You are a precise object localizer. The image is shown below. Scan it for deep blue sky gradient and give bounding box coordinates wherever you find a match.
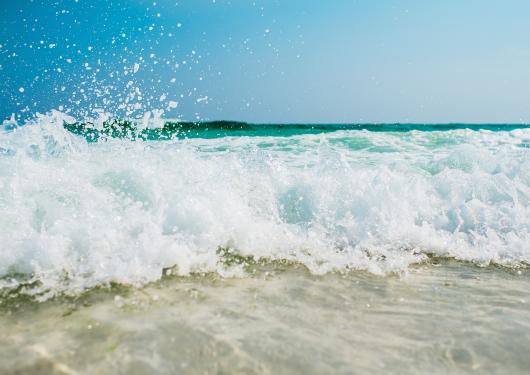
[1,0,530,122]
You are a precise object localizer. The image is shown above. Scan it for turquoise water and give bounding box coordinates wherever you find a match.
[63,119,530,141]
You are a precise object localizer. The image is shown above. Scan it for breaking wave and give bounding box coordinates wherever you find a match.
[1,111,529,298]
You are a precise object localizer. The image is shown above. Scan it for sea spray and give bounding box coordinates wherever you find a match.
[1,112,529,298]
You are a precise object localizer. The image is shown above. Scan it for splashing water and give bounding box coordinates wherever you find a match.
[1,112,529,298]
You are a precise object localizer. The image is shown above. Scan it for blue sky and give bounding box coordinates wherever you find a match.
[1,0,530,123]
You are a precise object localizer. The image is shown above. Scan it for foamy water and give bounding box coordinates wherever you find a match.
[1,112,529,297]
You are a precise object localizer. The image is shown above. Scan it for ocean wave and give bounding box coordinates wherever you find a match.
[1,111,529,298]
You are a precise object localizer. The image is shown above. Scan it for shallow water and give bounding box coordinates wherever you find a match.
[1,261,529,374]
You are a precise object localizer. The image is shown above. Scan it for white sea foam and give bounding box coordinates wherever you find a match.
[1,112,529,297]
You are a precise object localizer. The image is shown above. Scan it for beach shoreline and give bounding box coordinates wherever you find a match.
[1,260,528,374]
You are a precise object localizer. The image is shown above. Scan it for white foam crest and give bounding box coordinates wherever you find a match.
[1,113,529,297]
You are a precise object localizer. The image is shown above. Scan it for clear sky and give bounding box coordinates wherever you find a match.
[1,0,530,123]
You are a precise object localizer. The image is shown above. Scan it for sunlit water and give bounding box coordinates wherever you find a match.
[1,112,529,373]
[1,262,529,374]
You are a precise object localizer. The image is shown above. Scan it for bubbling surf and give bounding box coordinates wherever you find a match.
[1,111,529,299]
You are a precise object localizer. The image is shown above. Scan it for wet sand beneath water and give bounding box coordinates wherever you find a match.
[1,260,529,374]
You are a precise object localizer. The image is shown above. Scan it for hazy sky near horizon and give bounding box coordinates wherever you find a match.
[1,0,530,123]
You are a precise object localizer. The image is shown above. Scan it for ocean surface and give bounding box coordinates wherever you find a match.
[1,112,530,373]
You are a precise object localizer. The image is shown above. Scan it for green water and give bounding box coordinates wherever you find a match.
[63,120,530,141]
